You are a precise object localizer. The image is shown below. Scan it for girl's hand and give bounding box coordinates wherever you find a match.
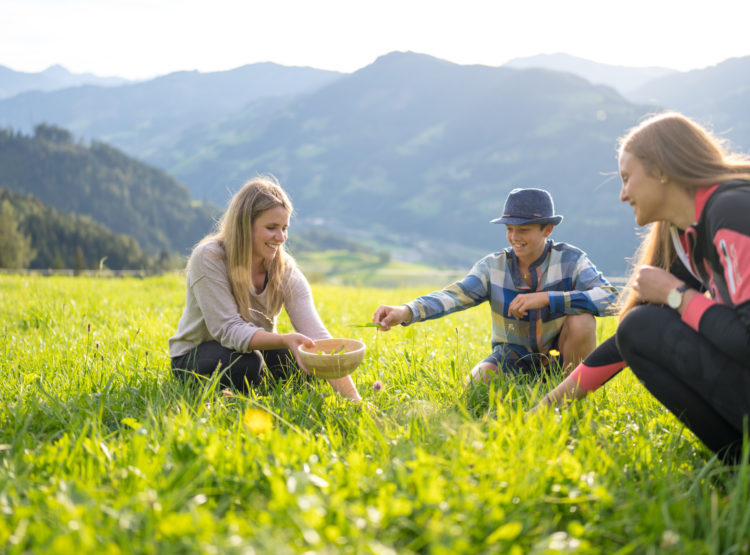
[282,333,315,374]
[633,265,683,305]
[526,373,588,416]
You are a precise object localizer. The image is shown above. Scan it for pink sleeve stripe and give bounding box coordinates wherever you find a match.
[569,360,627,392]
[681,293,718,332]
[713,228,750,305]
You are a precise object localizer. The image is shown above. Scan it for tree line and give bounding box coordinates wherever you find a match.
[0,188,182,271]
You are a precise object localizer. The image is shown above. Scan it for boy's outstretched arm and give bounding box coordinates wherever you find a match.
[372,305,412,331]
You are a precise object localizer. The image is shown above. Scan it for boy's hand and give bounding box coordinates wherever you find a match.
[508,292,550,319]
[372,305,411,330]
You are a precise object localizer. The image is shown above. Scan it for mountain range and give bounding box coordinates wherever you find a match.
[147,52,652,274]
[1,52,749,275]
[0,63,342,168]
[504,53,677,96]
[0,64,129,99]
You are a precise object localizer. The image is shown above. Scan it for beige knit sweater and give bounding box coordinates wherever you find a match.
[169,240,330,358]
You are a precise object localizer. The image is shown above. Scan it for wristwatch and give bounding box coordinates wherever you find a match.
[666,283,690,309]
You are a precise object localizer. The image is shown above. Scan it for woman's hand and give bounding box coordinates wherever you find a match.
[281,333,315,374]
[633,265,683,305]
[527,373,588,416]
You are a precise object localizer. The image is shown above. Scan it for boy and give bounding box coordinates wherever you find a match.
[372,188,618,382]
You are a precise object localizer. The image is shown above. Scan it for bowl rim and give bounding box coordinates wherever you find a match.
[299,338,366,355]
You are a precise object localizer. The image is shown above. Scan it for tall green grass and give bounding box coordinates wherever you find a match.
[1,274,749,553]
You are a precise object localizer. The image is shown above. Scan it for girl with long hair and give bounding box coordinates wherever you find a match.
[169,176,360,400]
[536,112,750,460]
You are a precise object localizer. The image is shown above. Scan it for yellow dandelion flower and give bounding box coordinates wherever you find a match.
[549,349,561,357]
[120,417,141,430]
[243,408,273,435]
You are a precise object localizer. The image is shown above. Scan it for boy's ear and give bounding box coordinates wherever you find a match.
[542,224,554,237]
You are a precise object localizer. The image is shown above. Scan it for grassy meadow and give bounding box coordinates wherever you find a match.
[2,274,750,554]
[294,249,466,288]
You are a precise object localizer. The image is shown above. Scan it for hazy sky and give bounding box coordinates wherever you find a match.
[3,0,750,80]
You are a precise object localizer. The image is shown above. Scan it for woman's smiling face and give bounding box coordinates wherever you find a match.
[252,205,290,263]
[619,150,667,226]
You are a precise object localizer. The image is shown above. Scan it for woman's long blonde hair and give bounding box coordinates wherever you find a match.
[202,176,294,323]
[618,111,750,188]
[618,222,674,321]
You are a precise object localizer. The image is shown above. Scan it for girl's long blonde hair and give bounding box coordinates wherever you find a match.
[618,222,674,321]
[618,111,750,188]
[202,176,294,323]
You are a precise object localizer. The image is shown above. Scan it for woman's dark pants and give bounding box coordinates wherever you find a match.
[171,341,298,393]
[617,304,750,462]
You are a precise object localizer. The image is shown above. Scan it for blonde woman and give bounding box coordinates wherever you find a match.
[169,176,360,400]
[539,112,750,460]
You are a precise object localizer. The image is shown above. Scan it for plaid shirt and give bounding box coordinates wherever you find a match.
[405,239,618,362]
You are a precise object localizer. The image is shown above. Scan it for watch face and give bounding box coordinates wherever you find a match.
[667,289,682,309]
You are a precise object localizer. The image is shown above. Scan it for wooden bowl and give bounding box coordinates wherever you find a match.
[298,338,366,379]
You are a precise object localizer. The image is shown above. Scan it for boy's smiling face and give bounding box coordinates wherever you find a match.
[505,223,553,264]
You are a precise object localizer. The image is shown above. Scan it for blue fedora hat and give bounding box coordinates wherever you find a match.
[490,188,563,226]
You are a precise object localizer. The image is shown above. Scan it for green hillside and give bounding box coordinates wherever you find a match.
[0,187,151,270]
[293,249,464,288]
[0,125,218,255]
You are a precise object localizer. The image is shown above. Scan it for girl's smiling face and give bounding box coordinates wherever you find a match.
[619,150,667,226]
[252,205,290,263]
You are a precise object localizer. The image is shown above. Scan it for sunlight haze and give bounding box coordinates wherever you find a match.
[3,0,750,79]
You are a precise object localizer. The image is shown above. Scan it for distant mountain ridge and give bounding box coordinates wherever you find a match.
[0,64,129,99]
[504,53,750,153]
[504,53,677,96]
[0,63,344,160]
[629,56,750,150]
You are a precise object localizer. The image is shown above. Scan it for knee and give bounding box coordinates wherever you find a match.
[616,304,661,360]
[468,362,497,384]
[562,313,596,342]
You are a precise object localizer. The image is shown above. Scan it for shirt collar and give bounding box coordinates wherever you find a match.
[693,184,720,224]
[507,239,553,268]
